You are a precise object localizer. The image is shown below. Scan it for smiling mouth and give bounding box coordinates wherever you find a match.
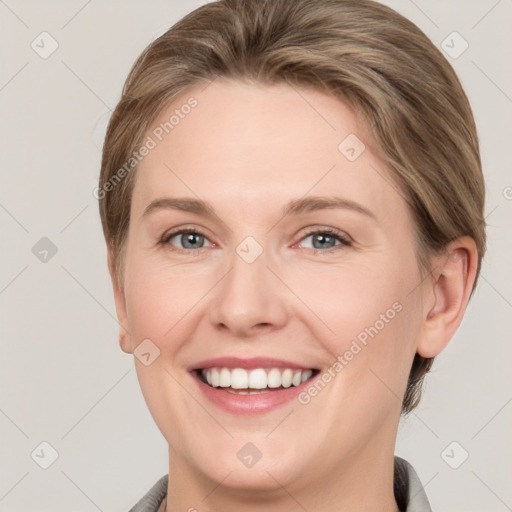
[195,367,319,394]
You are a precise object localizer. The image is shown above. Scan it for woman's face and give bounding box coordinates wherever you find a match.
[115,79,429,492]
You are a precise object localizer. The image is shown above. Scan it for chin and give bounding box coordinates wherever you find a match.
[203,459,303,494]
[193,436,310,491]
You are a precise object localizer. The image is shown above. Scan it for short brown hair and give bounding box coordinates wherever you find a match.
[98,0,486,413]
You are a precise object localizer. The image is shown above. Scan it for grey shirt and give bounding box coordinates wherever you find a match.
[129,456,432,512]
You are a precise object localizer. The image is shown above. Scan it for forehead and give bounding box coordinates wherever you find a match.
[133,79,409,226]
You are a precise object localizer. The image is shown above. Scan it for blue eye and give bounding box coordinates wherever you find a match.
[163,229,212,250]
[299,229,351,251]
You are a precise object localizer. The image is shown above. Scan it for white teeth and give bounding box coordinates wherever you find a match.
[219,368,231,387]
[201,367,315,390]
[301,370,313,383]
[267,368,281,388]
[248,369,268,389]
[211,368,220,387]
[231,368,249,389]
[281,369,293,388]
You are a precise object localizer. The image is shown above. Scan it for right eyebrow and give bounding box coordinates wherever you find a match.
[142,197,217,220]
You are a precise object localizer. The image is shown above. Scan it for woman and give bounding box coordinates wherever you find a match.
[98,0,486,510]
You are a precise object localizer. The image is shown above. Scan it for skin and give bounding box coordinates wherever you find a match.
[108,79,478,511]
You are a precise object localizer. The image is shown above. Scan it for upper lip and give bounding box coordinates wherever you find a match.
[189,357,316,371]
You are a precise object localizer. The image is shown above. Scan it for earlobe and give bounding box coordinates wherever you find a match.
[118,328,133,354]
[417,237,478,359]
[107,249,133,355]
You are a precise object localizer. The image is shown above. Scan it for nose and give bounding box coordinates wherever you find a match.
[208,242,289,338]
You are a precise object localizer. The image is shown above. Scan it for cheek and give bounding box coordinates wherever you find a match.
[293,274,422,455]
[292,253,422,400]
[124,277,171,344]
[121,256,213,443]
[123,249,210,343]
[289,255,418,345]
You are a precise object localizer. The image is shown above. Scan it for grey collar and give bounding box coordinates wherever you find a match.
[129,456,432,512]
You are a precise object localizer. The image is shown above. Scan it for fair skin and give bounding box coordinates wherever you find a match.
[108,79,477,511]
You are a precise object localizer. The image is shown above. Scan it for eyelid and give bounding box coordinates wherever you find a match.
[296,225,352,243]
[294,226,352,251]
[160,226,215,250]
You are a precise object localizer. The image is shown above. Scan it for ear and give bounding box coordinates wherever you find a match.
[107,249,133,354]
[416,236,479,358]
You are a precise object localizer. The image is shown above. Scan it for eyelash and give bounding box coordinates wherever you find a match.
[159,227,352,254]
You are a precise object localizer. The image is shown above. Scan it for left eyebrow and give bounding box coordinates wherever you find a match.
[281,195,376,220]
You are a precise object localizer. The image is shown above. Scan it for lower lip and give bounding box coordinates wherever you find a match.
[192,372,314,414]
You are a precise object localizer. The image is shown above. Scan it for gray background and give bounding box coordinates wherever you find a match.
[0,1,510,510]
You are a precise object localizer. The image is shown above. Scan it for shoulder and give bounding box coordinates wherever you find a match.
[394,456,432,512]
[128,474,168,512]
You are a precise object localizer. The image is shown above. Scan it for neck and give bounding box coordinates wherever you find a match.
[164,431,401,512]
